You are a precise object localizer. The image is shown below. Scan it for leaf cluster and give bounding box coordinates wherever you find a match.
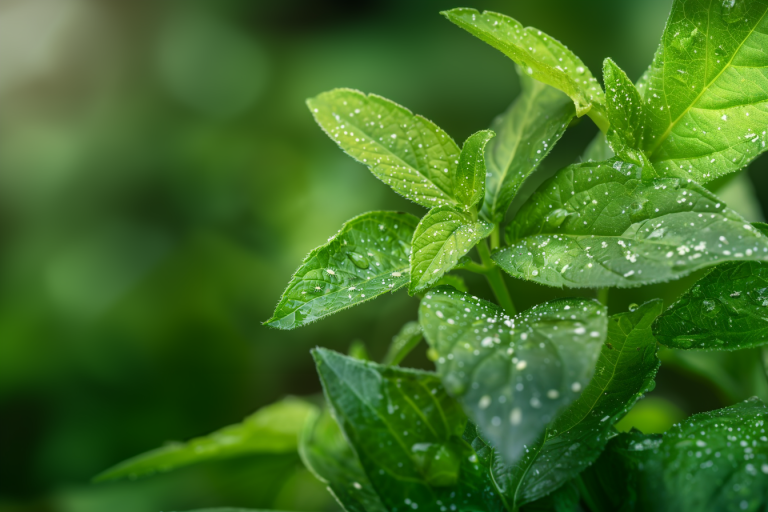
[99,1,768,511]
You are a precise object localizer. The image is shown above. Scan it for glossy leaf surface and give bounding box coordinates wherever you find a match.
[95,398,315,482]
[654,259,768,350]
[266,211,418,329]
[443,8,608,129]
[587,398,768,512]
[382,321,423,366]
[483,69,575,223]
[419,287,607,467]
[498,300,662,505]
[495,159,768,288]
[643,0,768,184]
[455,129,495,211]
[409,207,493,294]
[308,89,461,209]
[299,409,386,512]
[313,348,506,512]
[603,58,652,168]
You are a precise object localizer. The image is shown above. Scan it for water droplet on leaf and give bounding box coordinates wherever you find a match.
[347,252,370,269]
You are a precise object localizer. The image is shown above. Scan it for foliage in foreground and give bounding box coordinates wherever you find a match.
[98,1,768,511]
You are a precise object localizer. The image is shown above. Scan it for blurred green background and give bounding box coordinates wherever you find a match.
[2,0,767,511]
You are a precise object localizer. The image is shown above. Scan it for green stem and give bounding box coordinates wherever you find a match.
[462,260,488,274]
[597,288,609,307]
[476,241,516,316]
[587,105,611,134]
[490,225,501,251]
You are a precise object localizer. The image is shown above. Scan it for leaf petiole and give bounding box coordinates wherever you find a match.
[490,225,500,250]
[597,288,609,307]
[476,240,516,316]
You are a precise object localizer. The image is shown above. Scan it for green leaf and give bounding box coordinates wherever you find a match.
[299,408,387,512]
[94,398,315,482]
[419,287,607,468]
[520,481,582,512]
[442,8,608,130]
[432,273,469,293]
[495,159,768,288]
[653,260,768,350]
[312,348,507,512]
[498,300,662,505]
[483,68,575,223]
[603,58,653,170]
[308,89,461,209]
[382,321,423,366]
[642,0,768,184]
[421,293,662,507]
[265,211,419,329]
[409,207,493,294]
[587,397,768,512]
[455,129,495,211]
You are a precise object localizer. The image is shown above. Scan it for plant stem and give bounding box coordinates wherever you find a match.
[587,106,610,134]
[597,288,609,307]
[462,260,488,274]
[476,241,516,316]
[490,225,501,250]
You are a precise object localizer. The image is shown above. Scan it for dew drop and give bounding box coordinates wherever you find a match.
[347,252,370,269]
[545,208,569,228]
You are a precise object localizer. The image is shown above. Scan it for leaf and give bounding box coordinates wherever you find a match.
[308,89,461,209]
[432,273,469,293]
[520,481,582,512]
[495,159,768,289]
[265,211,419,329]
[498,300,662,505]
[653,260,768,350]
[455,129,495,211]
[312,348,507,512]
[642,0,768,184]
[382,321,423,366]
[409,207,493,294]
[586,397,768,512]
[419,287,607,468]
[299,408,387,512]
[442,8,608,130]
[94,398,316,482]
[483,68,575,223]
[603,58,653,169]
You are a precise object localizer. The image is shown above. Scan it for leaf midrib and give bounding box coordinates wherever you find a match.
[647,4,768,156]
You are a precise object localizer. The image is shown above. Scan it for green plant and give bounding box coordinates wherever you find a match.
[97,2,768,511]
